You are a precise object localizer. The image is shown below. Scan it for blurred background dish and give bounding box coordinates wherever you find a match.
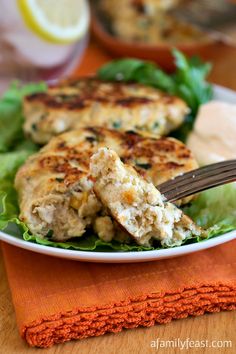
[0,0,90,93]
[91,0,236,71]
[97,0,207,45]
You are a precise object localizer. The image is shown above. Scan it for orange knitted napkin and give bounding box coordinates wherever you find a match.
[1,40,236,348]
[1,240,236,348]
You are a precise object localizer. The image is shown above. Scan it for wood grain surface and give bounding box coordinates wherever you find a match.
[0,30,236,354]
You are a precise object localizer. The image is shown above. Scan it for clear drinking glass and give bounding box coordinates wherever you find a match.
[0,0,89,93]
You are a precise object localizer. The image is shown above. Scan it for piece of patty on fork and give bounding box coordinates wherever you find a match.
[90,147,202,247]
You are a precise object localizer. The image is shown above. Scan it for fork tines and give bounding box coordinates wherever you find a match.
[158,159,236,202]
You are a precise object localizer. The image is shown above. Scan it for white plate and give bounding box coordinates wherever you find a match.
[0,85,236,263]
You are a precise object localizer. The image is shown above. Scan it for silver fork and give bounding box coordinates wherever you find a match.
[158,159,236,202]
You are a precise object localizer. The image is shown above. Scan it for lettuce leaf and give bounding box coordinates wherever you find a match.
[0,142,38,180]
[184,184,236,238]
[0,81,46,152]
[98,58,175,93]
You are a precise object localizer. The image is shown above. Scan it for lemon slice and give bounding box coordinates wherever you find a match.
[17,0,90,44]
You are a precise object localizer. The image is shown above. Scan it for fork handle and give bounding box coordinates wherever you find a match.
[159,171,236,202]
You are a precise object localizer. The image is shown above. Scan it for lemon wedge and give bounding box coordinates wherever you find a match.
[17,0,90,44]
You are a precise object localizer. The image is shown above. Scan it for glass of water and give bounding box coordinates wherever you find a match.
[0,0,89,93]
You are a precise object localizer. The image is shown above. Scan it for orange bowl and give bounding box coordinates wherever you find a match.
[91,9,236,72]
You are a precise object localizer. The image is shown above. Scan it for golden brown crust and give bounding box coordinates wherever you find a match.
[16,127,198,196]
[25,78,159,108]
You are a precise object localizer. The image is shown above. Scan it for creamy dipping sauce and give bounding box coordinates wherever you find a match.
[187,101,236,166]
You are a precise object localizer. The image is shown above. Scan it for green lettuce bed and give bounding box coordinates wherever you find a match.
[0,52,235,252]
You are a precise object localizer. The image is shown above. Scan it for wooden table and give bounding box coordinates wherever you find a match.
[1,32,236,353]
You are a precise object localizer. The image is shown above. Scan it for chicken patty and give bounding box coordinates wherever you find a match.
[23,77,189,144]
[15,127,197,242]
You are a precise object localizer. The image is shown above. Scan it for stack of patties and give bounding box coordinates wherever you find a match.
[15,127,200,246]
[15,76,202,247]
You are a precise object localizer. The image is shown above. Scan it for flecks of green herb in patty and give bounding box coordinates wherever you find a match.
[135,162,152,170]
[112,121,122,129]
[152,121,159,129]
[31,123,37,131]
[46,229,54,239]
[55,177,64,182]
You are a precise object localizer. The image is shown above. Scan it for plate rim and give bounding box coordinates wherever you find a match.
[0,229,235,263]
[0,84,236,262]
